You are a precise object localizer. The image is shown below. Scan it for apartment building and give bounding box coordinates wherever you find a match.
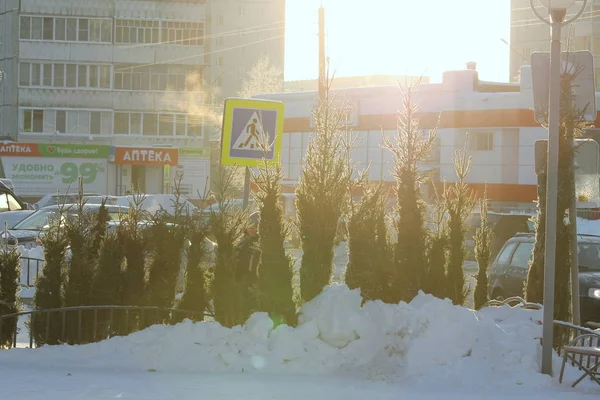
[510,0,600,82]
[0,0,285,199]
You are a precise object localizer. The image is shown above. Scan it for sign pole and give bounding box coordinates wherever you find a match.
[242,166,251,210]
[541,16,563,376]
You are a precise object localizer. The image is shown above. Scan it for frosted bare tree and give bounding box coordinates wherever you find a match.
[238,55,284,98]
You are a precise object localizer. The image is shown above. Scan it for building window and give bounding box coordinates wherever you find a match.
[143,113,158,135]
[19,15,111,43]
[113,112,200,137]
[114,113,129,134]
[473,132,494,151]
[162,21,204,46]
[22,108,111,134]
[217,15,224,26]
[216,36,224,46]
[22,109,44,133]
[114,64,201,92]
[56,110,66,133]
[115,19,159,44]
[19,62,111,89]
[216,56,223,67]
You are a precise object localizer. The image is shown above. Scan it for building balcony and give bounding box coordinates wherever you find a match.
[18,87,208,114]
[17,131,208,148]
[19,41,206,66]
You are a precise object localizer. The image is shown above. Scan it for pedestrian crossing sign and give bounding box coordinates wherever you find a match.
[220,98,285,167]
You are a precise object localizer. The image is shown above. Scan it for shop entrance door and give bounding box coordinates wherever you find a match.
[131,166,146,193]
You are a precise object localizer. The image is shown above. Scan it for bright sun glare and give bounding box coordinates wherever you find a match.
[285,0,511,82]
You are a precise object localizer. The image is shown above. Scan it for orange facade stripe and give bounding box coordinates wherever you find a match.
[283,109,547,132]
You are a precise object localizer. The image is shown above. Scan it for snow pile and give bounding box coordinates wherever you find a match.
[0,284,568,389]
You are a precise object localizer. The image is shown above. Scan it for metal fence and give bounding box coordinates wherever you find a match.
[20,256,44,288]
[482,297,600,374]
[0,305,204,349]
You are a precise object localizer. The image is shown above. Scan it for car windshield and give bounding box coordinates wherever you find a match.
[0,212,33,229]
[13,207,123,230]
[12,209,64,230]
[577,242,600,271]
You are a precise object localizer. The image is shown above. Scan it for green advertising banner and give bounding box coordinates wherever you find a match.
[38,144,110,158]
[1,157,108,196]
[178,147,210,157]
[0,143,110,158]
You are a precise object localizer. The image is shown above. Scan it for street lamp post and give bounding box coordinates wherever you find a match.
[529,0,588,376]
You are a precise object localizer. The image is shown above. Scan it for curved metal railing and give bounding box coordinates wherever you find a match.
[482,296,543,310]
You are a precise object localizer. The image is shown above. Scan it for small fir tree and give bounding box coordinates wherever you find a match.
[117,193,149,334]
[345,181,392,302]
[0,226,21,348]
[473,194,492,310]
[211,166,250,327]
[33,206,69,345]
[91,231,125,338]
[146,179,188,317]
[295,78,351,302]
[254,157,297,326]
[177,219,211,322]
[423,194,448,299]
[63,182,101,343]
[444,145,476,306]
[383,81,437,303]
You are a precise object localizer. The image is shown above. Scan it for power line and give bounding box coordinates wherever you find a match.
[115,34,284,72]
[117,20,284,50]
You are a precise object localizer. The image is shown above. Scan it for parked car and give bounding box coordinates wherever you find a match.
[488,232,600,326]
[0,179,15,193]
[83,195,120,205]
[3,204,129,248]
[465,212,535,261]
[0,185,30,212]
[34,192,101,209]
[114,194,198,217]
[0,210,34,230]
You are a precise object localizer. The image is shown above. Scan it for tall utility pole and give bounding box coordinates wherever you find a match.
[318,4,326,102]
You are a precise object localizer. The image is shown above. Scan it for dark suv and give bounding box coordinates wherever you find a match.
[488,232,600,326]
[465,212,534,262]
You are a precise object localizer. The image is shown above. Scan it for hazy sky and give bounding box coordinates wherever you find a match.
[284,0,513,83]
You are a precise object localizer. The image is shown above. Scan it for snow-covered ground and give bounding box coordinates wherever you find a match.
[1,285,599,399]
[3,221,599,399]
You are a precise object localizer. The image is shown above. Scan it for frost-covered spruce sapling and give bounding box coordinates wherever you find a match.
[146,178,188,322]
[63,181,102,343]
[33,203,69,346]
[0,224,21,348]
[210,166,251,327]
[117,192,149,334]
[91,231,125,338]
[345,181,391,302]
[444,145,476,306]
[295,78,351,302]
[177,218,211,322]
[254,156,297,326]
[383,80,437,303]
[424,194,448,299]
[473,194,492,310]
